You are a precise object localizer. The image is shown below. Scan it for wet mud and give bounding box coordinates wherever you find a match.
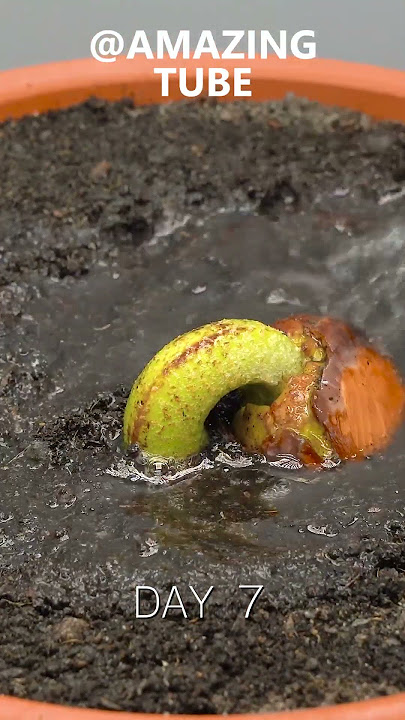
[0,97,405,712]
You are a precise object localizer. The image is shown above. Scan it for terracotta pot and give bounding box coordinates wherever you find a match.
[0,55,404,719]
[1,56,405,122]
[2,693,405,720]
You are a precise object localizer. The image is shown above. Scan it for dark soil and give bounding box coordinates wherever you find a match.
[1,96,405,713]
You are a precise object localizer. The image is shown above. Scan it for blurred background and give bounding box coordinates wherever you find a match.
[0,0,404,71]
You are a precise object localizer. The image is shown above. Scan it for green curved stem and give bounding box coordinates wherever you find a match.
[123,319,304,459]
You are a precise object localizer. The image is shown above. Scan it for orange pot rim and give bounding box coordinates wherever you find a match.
[2,693,405,720]
[0,55,405,720]
[0,55,405,122]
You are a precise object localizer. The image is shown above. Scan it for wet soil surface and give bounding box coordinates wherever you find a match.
[1,97,405,713]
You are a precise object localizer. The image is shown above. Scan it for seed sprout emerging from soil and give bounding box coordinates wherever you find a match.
[123,317,405,468]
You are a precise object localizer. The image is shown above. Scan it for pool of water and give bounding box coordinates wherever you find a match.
[1,201,405,577]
